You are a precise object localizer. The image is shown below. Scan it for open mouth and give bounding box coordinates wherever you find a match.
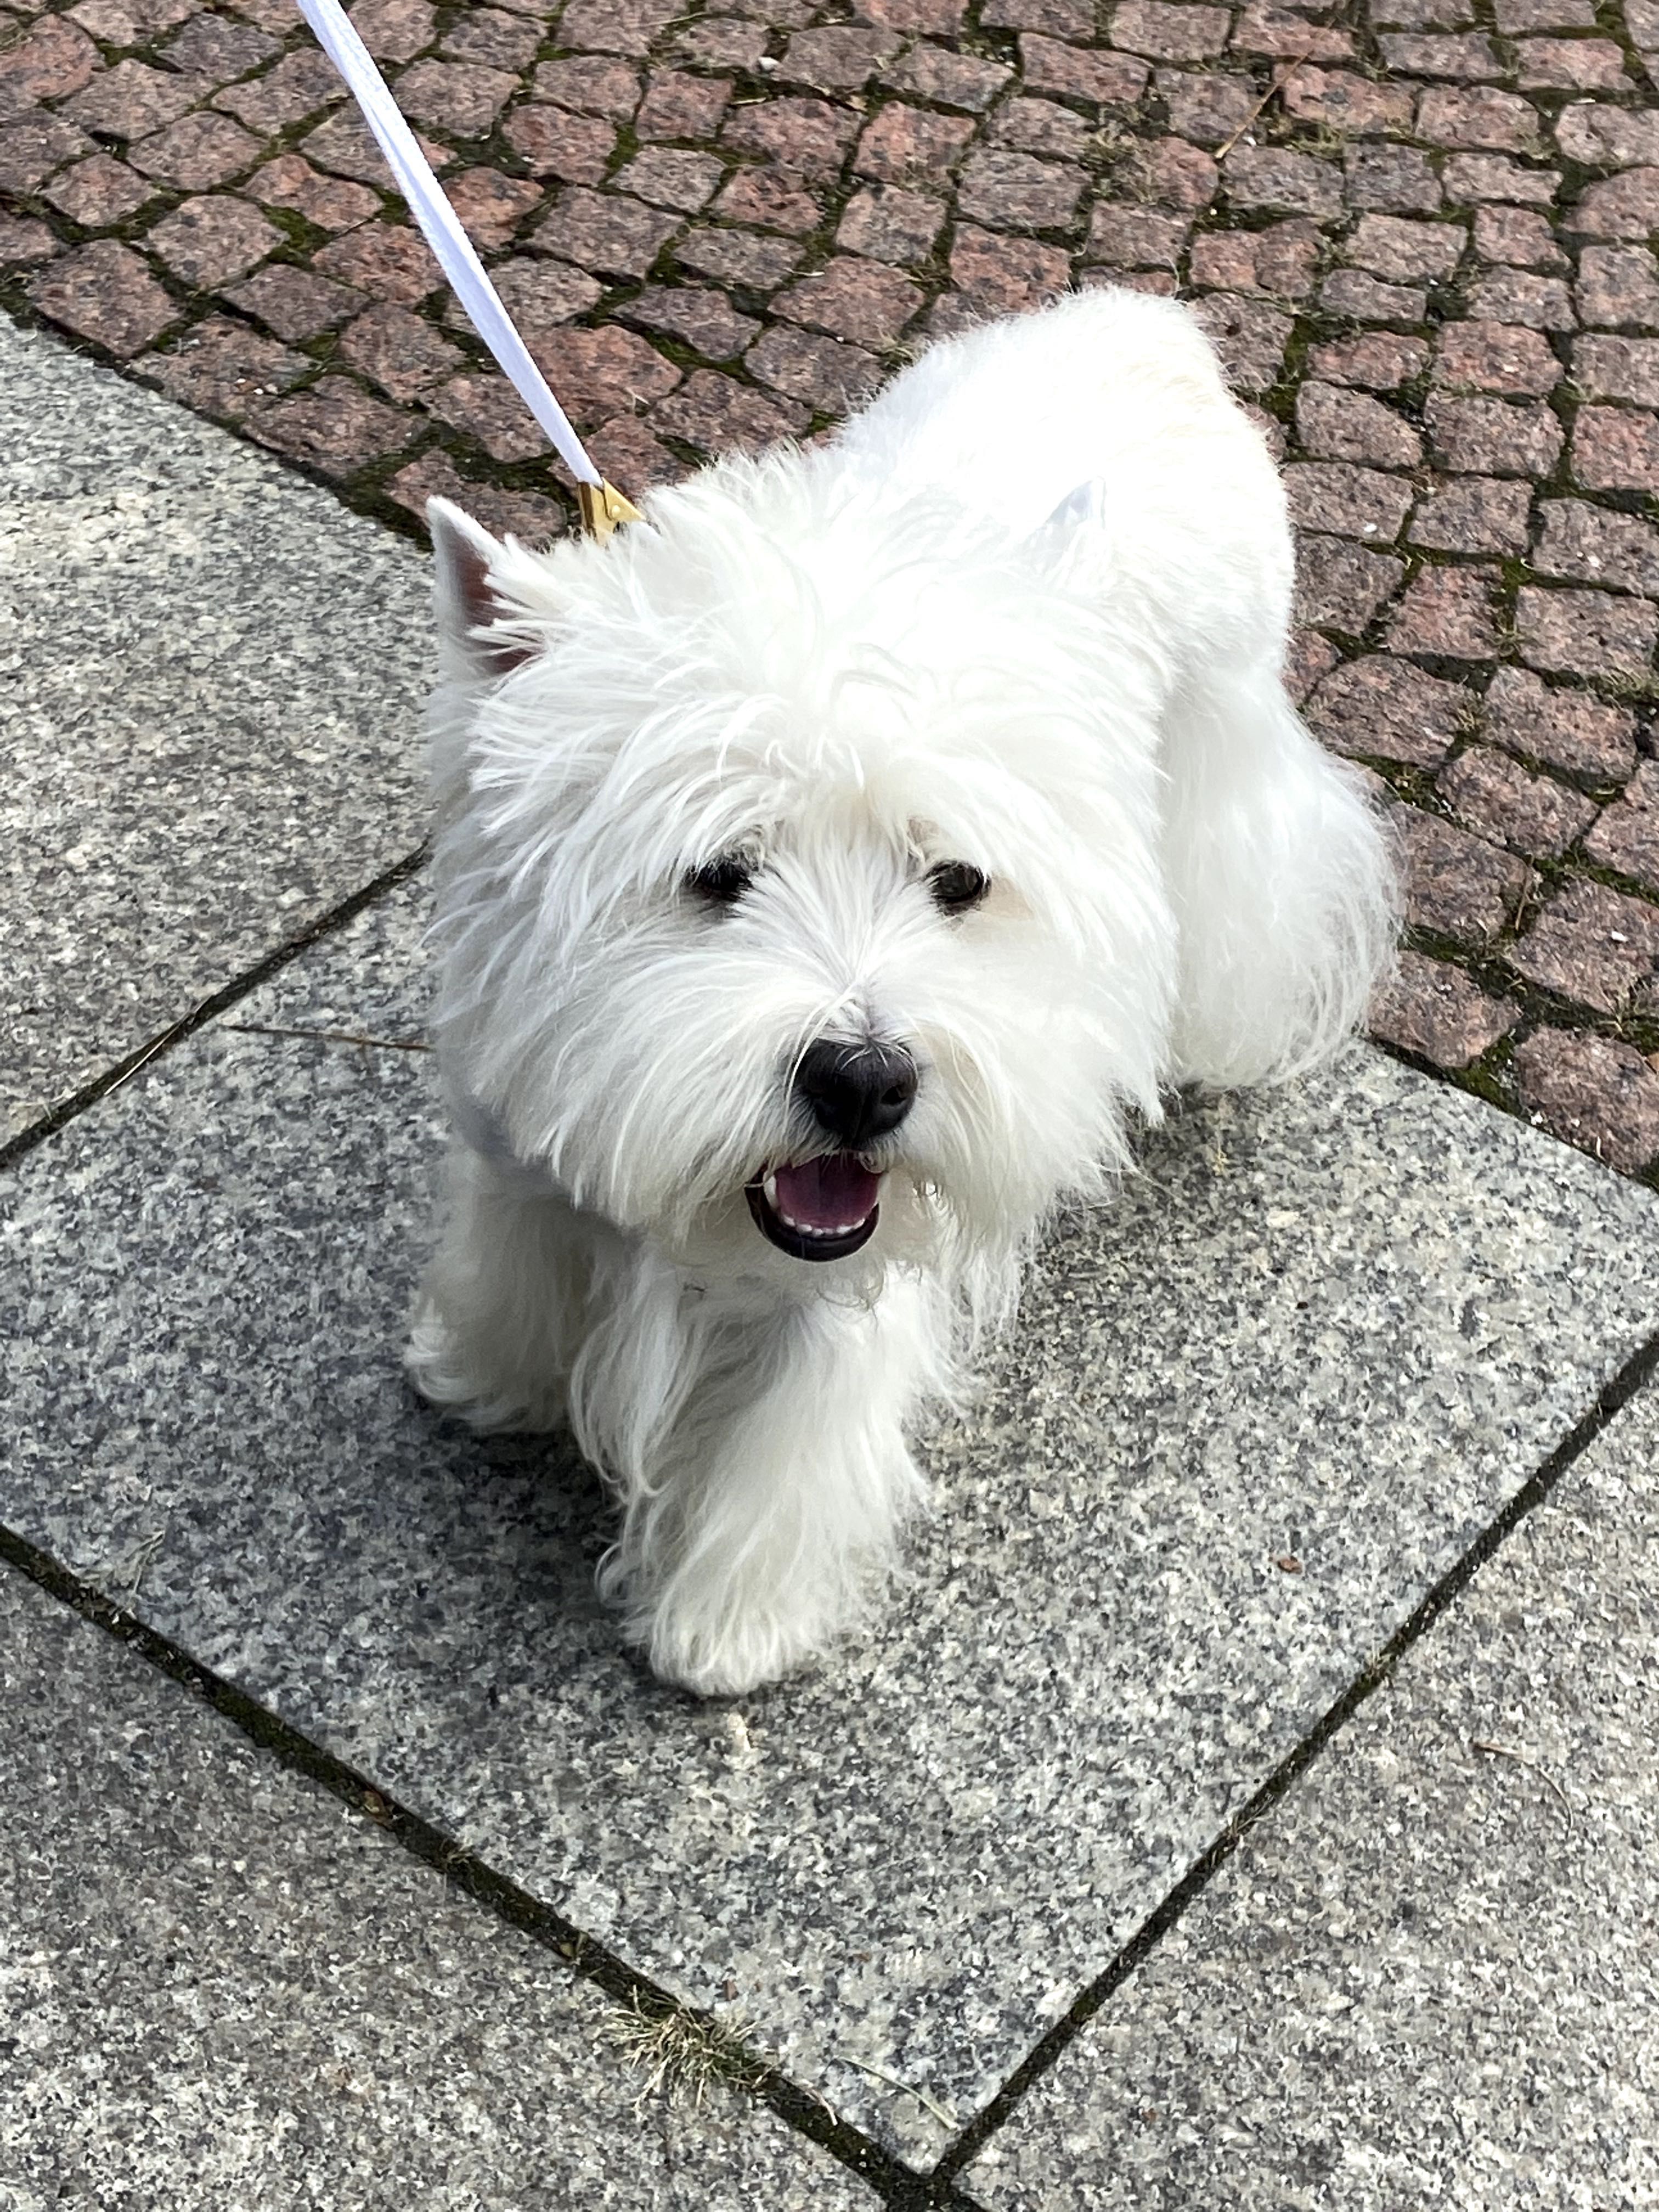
[746,1154,883,1263]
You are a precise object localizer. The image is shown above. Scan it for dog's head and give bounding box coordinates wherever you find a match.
[426,455,1175,1296]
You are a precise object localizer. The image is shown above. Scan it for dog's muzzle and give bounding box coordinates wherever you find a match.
[743,1036,916,1261]
[747,1156,883,1262]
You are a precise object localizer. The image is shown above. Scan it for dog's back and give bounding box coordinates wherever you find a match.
[832,289,1396,1088]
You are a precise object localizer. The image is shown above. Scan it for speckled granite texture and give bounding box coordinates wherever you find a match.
[0,314,431,1144]
[3,881,1658,2166]
[966,1379,1659,2211]
[0,1560,876,2212]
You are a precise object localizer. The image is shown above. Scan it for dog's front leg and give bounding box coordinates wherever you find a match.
[612,1276,942,1696]
[407,1142,613,1435]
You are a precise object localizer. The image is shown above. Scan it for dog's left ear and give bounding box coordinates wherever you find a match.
[428,496,540,679]
[1030,478,1108,546]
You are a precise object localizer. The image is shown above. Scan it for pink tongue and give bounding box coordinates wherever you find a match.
[772,1154,881,1231]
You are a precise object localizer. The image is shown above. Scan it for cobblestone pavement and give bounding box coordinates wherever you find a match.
[2,0,1658,1178]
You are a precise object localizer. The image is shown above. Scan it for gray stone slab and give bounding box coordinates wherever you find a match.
[0,314,430,1144]
[3,881,1658,2166]
[965,1382,1659,2211]
[0,1564,875,2212]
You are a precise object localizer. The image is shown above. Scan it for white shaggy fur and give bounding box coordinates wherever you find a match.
[407,289,1397,1695]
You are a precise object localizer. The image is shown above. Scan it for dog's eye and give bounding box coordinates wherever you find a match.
[684,854,754,907]
[927,861,990,914]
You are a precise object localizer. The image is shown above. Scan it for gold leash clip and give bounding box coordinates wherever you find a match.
[577,478,645,540]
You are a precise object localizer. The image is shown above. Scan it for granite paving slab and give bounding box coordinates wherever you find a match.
[0,1559,878,2211]
[4,881,1658,2168]
[964,1369,1659,2210]
[0,314,431,1146]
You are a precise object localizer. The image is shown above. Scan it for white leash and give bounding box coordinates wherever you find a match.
[294,0,641,538]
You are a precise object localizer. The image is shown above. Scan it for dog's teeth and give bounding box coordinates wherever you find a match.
[763,1169,873,1239]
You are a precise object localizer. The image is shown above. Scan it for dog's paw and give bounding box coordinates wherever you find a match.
[641,1591,837,1698]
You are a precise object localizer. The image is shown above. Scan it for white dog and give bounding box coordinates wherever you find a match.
[406,288,1397,1695]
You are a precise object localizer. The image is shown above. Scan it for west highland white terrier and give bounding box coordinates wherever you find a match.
[406,287,1397,1695]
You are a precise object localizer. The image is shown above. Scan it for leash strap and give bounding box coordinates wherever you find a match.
[294,0,641,536]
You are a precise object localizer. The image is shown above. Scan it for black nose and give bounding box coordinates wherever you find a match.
[794,1039,918,1148]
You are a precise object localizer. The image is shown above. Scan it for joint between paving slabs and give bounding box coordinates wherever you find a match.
[0,845,430,1180]
[930,1309,1659,2186]
[0,1517,976,2212]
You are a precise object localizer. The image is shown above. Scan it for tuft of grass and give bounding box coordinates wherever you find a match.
[1599,667,1659,706]
[1291,121,1349,157]
[602,1996,766,2110]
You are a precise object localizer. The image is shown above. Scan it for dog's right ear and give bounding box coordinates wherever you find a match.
[428,496,539,680]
